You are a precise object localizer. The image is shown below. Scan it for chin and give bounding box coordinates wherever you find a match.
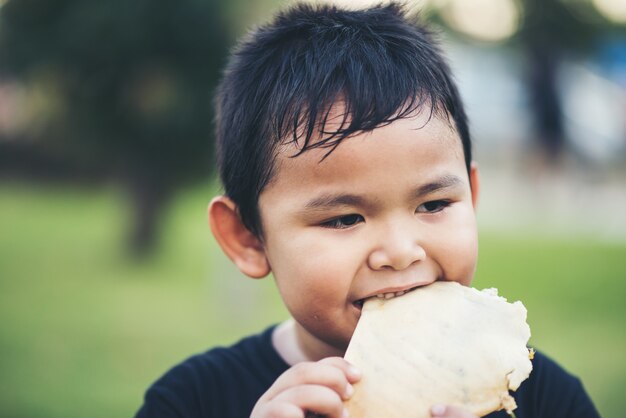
[308,324,353,355]
[295,308,359,356]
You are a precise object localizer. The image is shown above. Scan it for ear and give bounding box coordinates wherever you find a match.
[469,161,480,209]
[208,196,270,279]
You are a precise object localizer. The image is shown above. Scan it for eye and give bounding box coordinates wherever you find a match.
[416,200,450,214]
[321,214,364,229]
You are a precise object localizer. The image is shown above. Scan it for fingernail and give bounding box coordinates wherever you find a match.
[343,407,350,418]
[348,365,361,379]
[431,404,446,416]
[344,383,354,399]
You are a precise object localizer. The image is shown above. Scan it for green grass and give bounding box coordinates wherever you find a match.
[0,183,624,417]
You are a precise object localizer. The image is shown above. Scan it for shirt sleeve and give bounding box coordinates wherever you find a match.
[135,327,288,418]
[559,376,600,418]
[516,350,600,418]
[135,356,216,418]
[136,387,185,418]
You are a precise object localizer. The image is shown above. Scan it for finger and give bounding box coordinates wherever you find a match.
[254,401,304,418]
[275,384,347,418]
[319,357,362,383]
[431,404,479,418]
[266,362,353,401]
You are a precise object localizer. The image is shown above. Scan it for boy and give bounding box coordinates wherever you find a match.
[137,3,599,418]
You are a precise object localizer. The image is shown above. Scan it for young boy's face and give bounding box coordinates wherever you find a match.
[257,108,479,352]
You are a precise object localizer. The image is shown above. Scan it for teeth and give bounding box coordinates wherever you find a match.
[375,289,413,300]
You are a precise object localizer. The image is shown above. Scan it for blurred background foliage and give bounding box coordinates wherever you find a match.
[0,0,625,417]
[0,0,230,255]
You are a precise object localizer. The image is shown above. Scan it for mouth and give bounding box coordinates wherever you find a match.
[352,285,421,310]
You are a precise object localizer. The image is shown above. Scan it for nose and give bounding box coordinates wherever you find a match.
[367,223,426,271]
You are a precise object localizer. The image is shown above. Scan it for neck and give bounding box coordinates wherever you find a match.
[272,319,344,365]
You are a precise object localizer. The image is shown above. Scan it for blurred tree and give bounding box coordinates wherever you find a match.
[0,0,230,256]
[518,0,601,163]
[429,0,617,164]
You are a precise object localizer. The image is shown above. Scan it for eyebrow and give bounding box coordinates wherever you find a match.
[414,174,464,197]
[302,174,464,212]
[304,193,367,211]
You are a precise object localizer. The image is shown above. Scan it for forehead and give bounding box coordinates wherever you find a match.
[261,109,465,204]
[277,107,461,173]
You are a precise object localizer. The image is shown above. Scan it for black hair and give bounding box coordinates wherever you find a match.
[215,2,471,237]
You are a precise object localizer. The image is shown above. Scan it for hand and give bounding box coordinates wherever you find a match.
[250,357,361,418]
[431,404,479,418]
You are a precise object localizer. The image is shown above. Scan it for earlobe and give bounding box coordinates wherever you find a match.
[208,196,270,279]
[469,162,480,209]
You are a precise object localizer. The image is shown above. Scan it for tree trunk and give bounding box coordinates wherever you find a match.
[126,169,170,258]
[526,44,566,163]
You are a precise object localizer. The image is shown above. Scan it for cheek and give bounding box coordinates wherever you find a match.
[436,213,478,282]
[267,235,356,305]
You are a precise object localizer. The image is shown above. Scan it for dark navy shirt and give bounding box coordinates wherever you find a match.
[136,326,600,418]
